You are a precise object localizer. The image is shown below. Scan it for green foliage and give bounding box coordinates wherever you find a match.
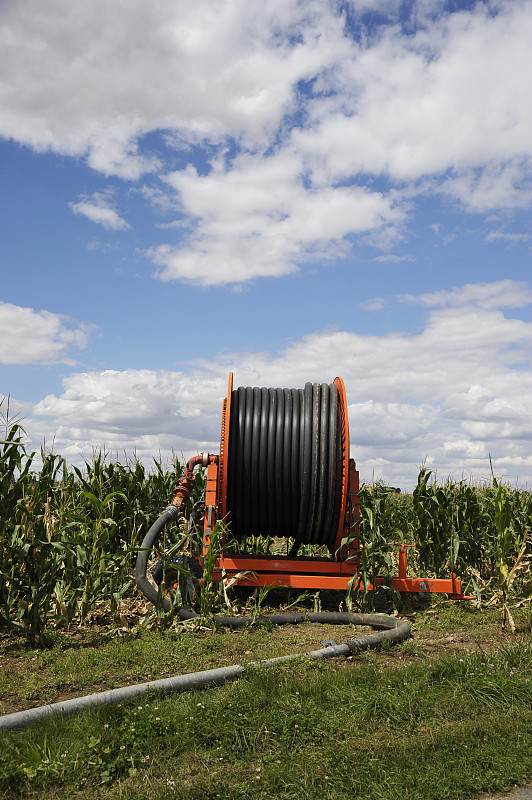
[346,483,403,612]
[0,401,204,645]
[0,406,78,644]
[198,520,225,625]
[409,469,531,596]
[1,395,531,642]
[491,479,531,630]
[413,468,458,575]
[343,470,531,611]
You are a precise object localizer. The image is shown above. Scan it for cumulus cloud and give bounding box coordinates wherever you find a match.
[29,280,532,487]
[0,0,345,173]
[148,1,532,284]
[29,368,226,465]
[0,301,92,365]
[296,3,532,183]
[149,154,402,284]
[441,160,532,212]
[69,191,130,231]
[1,2,532,284]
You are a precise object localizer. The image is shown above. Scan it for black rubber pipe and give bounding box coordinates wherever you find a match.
[135,513,411,644]
[0,612,411,731]
[225,381,343,549]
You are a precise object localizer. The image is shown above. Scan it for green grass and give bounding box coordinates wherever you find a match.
[1,611,531,800]
[0,621,365,710]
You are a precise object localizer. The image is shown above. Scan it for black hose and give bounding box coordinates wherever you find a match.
[225,381,343,550]
[135,505,195,618]
[135,513,410,643]
[0,613,411,731]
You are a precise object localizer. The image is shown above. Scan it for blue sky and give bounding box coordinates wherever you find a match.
[1,0,532,490]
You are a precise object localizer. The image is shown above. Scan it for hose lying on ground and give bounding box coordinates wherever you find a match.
[0,507,411,732]
[0,611,410,731]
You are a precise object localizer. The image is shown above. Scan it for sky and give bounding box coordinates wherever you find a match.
[1,0,532,491]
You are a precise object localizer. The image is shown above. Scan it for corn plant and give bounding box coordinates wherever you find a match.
[346,483,401,612]
[62,490,131,620]
[490,480,531,631]
[0,400,205,643]
[0,410,75,643]
[412,469,457,576]
[197,520,224,625]
[147,521,199,627]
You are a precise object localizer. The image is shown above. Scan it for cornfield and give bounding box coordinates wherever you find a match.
[0,404,203,644]
[356,472,531,621]
[1,402,531,644]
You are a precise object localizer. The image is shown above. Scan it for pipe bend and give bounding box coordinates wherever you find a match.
[136,453,209,611]
[135,505,181,611]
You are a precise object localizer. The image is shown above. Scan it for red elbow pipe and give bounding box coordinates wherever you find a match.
[171,453,209,511]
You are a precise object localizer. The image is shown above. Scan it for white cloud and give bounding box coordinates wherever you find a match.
[147,0,532,285]
[441,385,532,447]
[27,280,532,487]
[360,298,385,311]
[441,159,532,212]
[372,254,414,264]
[399,280,532,310]
[296,3,532,186]
[31,368,226,463]
[149,153,403,285]
[0,302,92,365]
[485,230,532,244]
[69,192,130,231]
[1,2,531,285]
[0,0,346,175]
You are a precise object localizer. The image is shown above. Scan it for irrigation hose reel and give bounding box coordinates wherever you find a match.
[136,374,473,604]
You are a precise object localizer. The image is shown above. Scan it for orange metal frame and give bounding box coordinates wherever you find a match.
[199,374,473,600]
[205,459,470,598]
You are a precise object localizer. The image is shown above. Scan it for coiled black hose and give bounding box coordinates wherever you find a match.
[226,382,343,551]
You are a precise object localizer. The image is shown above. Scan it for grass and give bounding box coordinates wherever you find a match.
[0,621,369,713]
[1,410,531,796]
[1,603,531,799]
